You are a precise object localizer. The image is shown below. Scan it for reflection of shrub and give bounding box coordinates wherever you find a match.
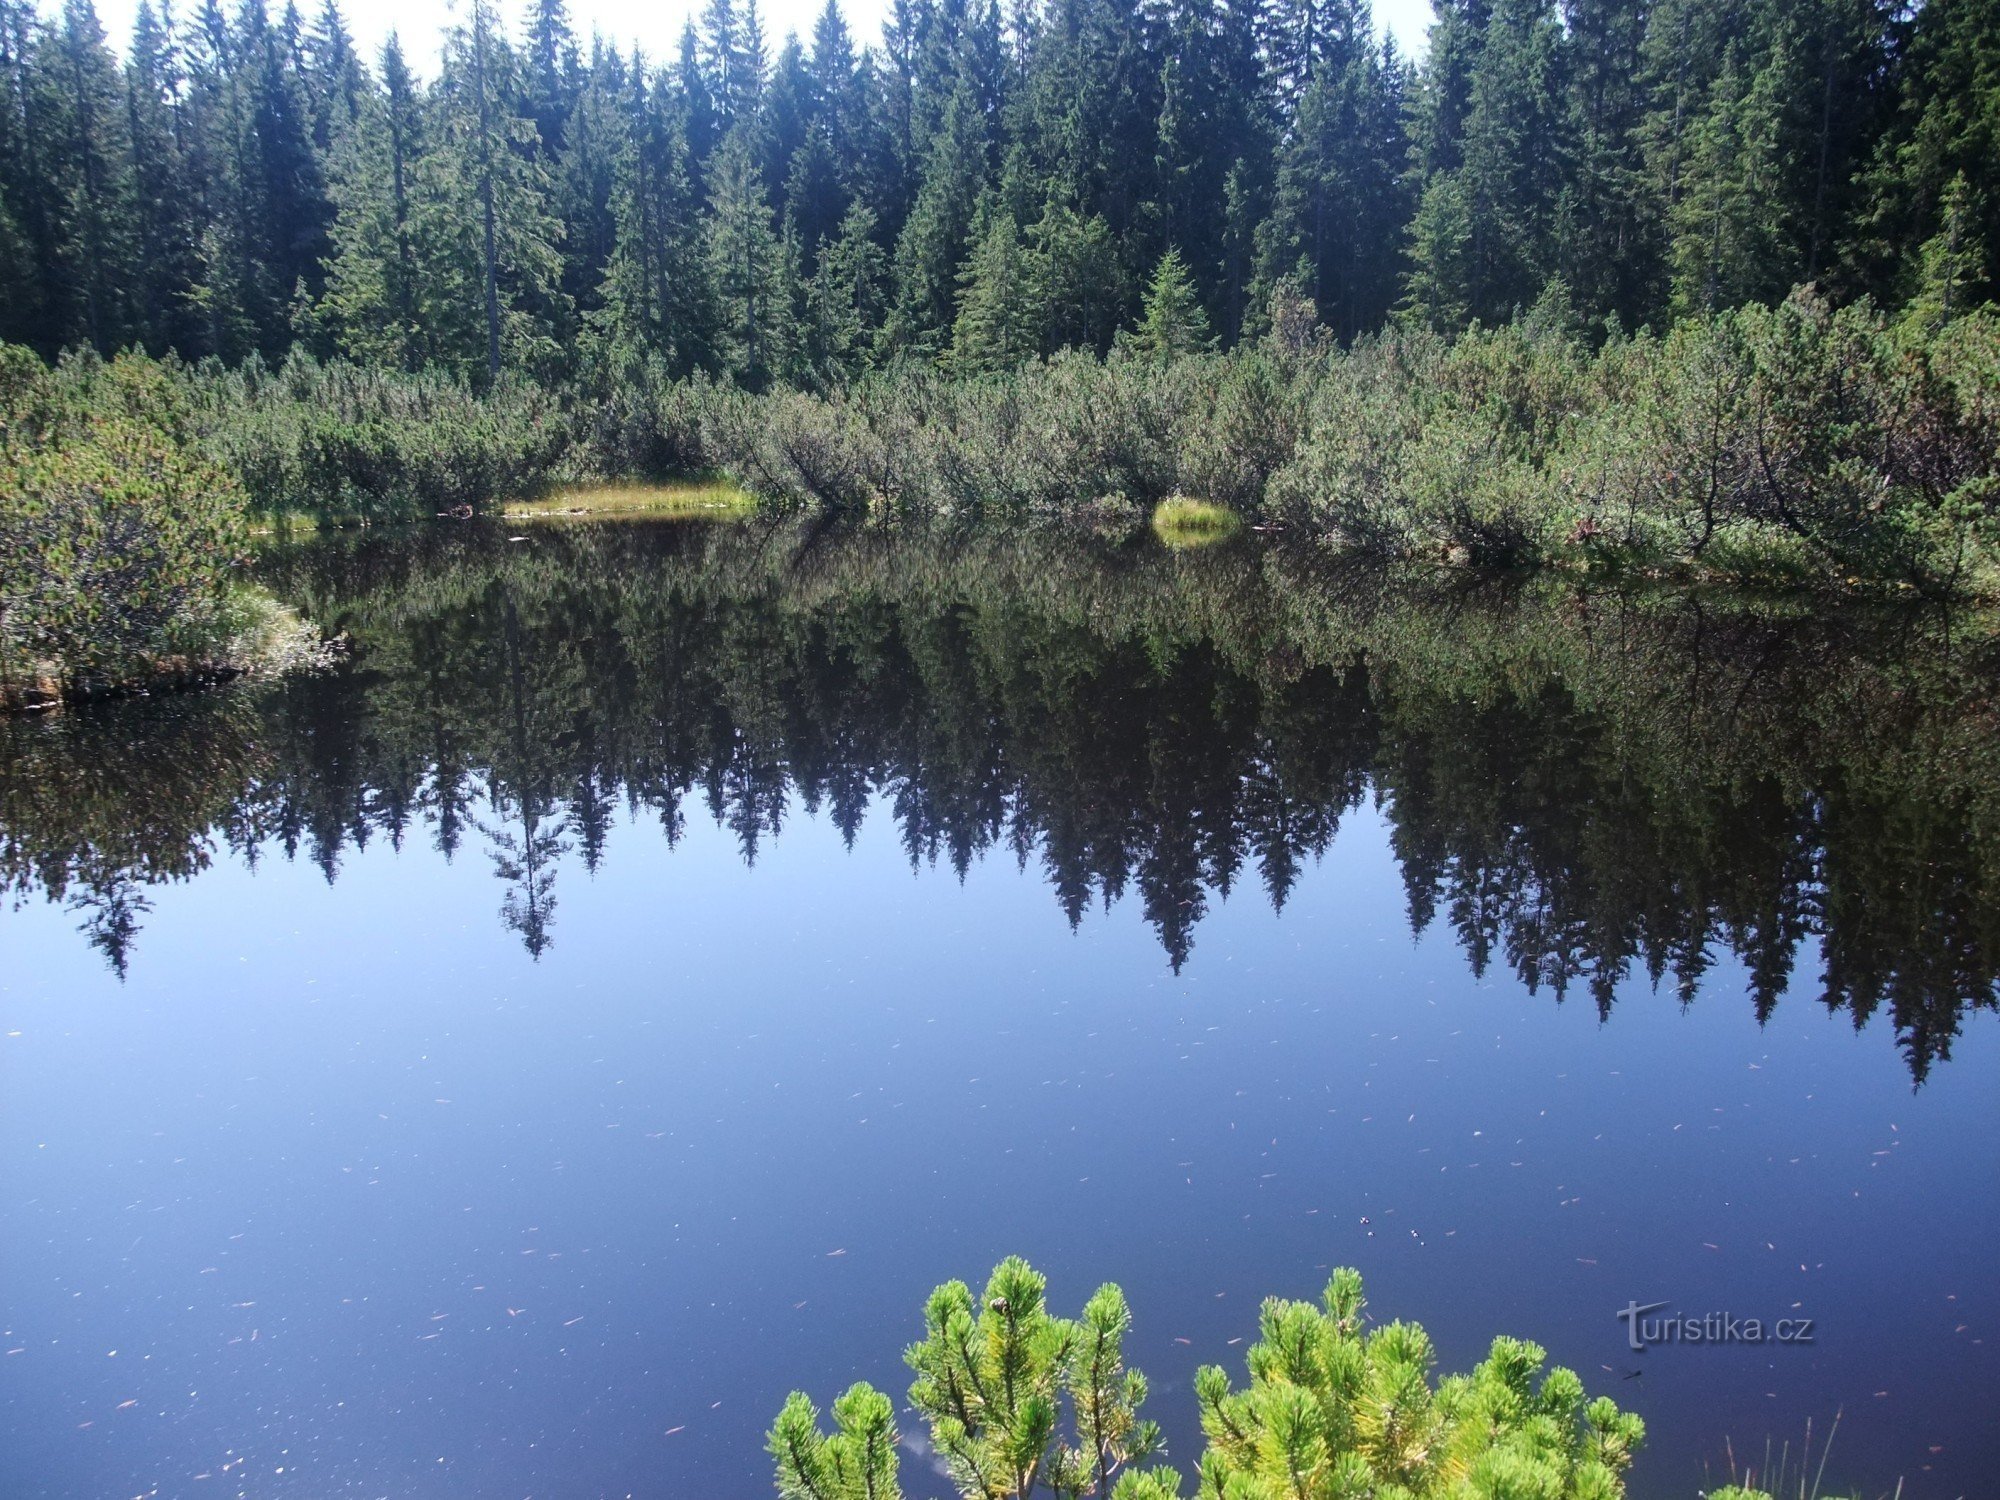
[771,1260,1645,1500]
[0,347,257,701]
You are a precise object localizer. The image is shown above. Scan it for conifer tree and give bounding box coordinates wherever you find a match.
[771,1261,1647,1500]
[1907,171,1985,329]
[313,33,426,365]
[885,76,988,358]
[595,59,713,373]
[770,1384,899,1500]
[521,0,578,156]
[554,38,623,337]
[1557,0,1653,325]
[1031,195,1123,354]
[1130,245,1209,357]
[125,0,204,353]
[1852,0,1999,309]
[952,202,1042,370]
[797,202,885,385]
[303,0,363,149]
[1405,0,1567,327]
[0,2,46,348]
[434,0,569,380]
[240,0,331,348]
[1257,15,1410,340]
[46,0,139,351]
[706,124,785,386]
[1665,41,1785,318]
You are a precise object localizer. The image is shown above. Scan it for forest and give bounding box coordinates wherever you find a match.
[3,0,1997,373]
[4,0,2000,702]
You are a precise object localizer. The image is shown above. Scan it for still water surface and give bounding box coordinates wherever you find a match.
[3,519,1996,1498]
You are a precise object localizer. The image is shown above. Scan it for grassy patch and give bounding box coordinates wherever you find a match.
[1152,495,1241,548]
[500,481,758,521]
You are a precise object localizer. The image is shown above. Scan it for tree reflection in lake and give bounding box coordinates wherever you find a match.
[4,517,1996,1082]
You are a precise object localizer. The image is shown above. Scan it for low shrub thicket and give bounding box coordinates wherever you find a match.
[694,289,2000,593]
[187,355,578,521]
[0,348,295,704]
[8,288,1997,595]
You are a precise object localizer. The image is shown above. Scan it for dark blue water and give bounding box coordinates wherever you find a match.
[3,521,1996,1498]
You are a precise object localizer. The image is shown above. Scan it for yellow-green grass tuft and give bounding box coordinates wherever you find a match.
[1151,496,1241,548]
[501,481,758,521]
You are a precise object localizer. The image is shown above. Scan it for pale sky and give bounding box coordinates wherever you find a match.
[86,0,1436,73]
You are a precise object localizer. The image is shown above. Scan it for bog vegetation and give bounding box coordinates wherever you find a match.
[3,0,2000,689]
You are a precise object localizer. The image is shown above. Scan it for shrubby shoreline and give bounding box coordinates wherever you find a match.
[4,284,1998,705]
[0,346,335,710]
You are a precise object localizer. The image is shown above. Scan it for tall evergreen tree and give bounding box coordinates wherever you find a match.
[434,0,569,379]
[706,124,785,385]
[1256,7,1410,339]
[797,200,885,384]
[885,75,988,357]
[952,200,1041,368]
[49,0,139,350]
[1406,0,1567,327]
[1129,244,1210,356]
[1853,0,2000,308]
[314,32,429,365]
[595,57,713,373]
[126,0,205,353]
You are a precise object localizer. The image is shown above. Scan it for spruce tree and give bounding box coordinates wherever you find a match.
[1853,0,1999,309]
[50,0,139,351]
[951,202,1042,370]
[1405,0,1567,327]
[1665,40,1785,317]
[125,0,204,354]
[798,201,884,385]
[314,32,427,366]
[885,76,989,358]
[433,0,570,380]
[595,58,713,374]
[1257,13,1410,340]
[1130,244,1209,357]
[706,124,785,386]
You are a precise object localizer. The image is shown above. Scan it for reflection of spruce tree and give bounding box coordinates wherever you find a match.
[8,521,2000,1079]
[67,874,151,980]
[481,596,571,957]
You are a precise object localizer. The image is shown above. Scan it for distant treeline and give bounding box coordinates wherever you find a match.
[1,0,1996,381]
[7,519,1996,1080]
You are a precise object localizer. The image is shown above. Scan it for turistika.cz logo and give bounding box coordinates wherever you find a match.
[1616,1300,1815,1351]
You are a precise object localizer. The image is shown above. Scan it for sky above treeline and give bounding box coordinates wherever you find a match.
[82,0,1437,70]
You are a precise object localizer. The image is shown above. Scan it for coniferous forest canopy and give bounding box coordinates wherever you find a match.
[2,0,1997,377]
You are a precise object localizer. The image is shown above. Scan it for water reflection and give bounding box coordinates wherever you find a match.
[5,518,1997,1081]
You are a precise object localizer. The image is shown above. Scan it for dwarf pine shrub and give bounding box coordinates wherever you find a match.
[0,347,258,701]
[770,1261,1644,1500]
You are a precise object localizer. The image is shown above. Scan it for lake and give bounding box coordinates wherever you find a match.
[3,517,1995,1499]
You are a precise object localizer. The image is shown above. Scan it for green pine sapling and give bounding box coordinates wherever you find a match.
[772,1256,1162,1500]
[771,1262,1648,1500]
